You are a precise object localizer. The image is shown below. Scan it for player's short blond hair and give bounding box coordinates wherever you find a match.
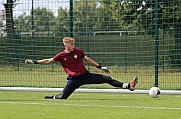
[63,37,75,44]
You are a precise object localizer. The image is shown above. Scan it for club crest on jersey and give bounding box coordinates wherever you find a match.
[64,58,66,60]
[74,54,77,59]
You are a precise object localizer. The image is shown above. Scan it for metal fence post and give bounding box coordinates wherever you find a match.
[154,0,159,87]
[69,0,73,38]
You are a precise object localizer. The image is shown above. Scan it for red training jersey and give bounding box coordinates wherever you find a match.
[53,48,88,76]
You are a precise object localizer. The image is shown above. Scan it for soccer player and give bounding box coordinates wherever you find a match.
[25,37,138,99]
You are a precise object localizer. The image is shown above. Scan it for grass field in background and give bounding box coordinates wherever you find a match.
[0,91,181,119]
[0,65,180,90]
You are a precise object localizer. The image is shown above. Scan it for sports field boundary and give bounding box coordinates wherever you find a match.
[0,87,181,94]
[1,101,181,110]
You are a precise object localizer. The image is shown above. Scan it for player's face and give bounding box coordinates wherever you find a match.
[65,43,75,52]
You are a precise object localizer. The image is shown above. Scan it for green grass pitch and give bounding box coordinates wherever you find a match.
[0,91,181,119]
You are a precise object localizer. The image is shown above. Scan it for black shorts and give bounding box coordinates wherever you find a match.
[60,71,123,99]
[66,71,112,88]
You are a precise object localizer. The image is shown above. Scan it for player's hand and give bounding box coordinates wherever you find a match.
[100,66,110,74]
[25,59,34,64]
[97,65,110,74]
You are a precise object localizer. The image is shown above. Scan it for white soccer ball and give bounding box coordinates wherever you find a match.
[149,87,161,98]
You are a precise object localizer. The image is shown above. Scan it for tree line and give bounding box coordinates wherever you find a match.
[3,0,181,65]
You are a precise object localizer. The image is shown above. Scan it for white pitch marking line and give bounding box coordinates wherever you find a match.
[0,101,181,110]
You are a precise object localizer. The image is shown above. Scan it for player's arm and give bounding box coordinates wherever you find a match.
[25,58,55,64]
[83,55,110,73]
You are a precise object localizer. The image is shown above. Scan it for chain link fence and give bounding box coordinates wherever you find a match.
[0,0,180,90]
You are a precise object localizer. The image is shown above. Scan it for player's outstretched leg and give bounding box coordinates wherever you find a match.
[128,75,138,91]
[44,85,77,99]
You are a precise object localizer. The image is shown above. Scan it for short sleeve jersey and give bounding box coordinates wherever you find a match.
[53,48,87,77]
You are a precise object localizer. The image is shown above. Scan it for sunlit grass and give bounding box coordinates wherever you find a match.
[0,91,181,119]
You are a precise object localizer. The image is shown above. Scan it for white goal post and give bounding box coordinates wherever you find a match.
[0,87,181,95]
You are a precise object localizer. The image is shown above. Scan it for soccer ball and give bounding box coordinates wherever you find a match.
[149,87,161,98]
